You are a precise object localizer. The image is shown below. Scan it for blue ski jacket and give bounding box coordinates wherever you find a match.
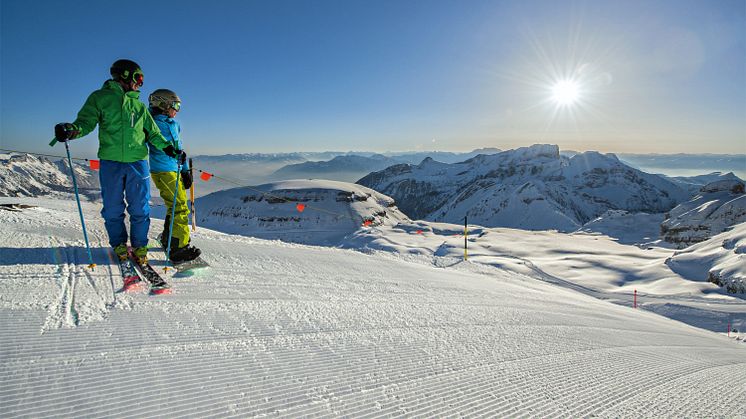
[148,112,189,173]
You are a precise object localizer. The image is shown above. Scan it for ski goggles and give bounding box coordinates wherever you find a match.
[171,101,181,111]
[132,70,144,87]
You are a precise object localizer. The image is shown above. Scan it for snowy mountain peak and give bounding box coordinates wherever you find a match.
[511,143,560,161]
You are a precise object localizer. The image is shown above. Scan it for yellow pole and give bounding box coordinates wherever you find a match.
[464,216,468,261]
[189,158,197,231]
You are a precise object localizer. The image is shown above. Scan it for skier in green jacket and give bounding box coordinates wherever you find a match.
[54,59,183,270]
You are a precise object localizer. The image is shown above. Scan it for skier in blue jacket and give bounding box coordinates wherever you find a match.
[147,89,201,263]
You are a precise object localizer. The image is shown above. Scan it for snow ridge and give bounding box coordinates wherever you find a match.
[194,179,409,245]
[0,153,99,198]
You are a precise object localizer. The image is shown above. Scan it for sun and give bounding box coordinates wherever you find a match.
[551,79,580,106]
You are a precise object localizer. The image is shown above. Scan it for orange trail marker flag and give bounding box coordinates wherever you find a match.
[88,159,100,170]
[296,203,306,212]
[200,172,213,181]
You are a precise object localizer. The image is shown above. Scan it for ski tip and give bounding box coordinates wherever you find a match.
[119,278,146,293]
[120,283,147,293]
[150,287,173,296]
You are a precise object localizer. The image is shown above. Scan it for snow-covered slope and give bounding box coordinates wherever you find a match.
[578,210,666,245]
[661,179,746,246]
[667,222,746,294]
[358,144,690,231]
[2,196,745,417]
[0,153,99,198]
[194,180,409,245]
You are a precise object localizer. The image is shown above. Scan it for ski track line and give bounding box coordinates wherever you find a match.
[293,346,738,418]
[3,345,713,418]
[598,362,746,417]
[1,314,713,364]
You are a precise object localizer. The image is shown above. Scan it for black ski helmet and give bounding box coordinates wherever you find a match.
[149,89,182,112]
[110,59,143,83]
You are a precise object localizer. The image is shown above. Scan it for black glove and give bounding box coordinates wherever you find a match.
[54,123,79,142]
[177,150,187,166]
[180,170,193,190]
[163,145,178,158]
[162,145,187,166]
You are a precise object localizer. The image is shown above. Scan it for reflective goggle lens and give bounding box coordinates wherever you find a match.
[171,101,181,111]
[133,71,144,86]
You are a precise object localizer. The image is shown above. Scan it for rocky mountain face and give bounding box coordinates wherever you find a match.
[357,144,691,232]
[661,179,746,247]
[0,153,99,198]
[194,179,409,246]
[666,221,746,294]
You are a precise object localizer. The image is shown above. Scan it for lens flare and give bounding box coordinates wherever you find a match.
[551,79,580,106]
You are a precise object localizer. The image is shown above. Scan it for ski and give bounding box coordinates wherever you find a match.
[174,256,210,274]
[114,250,146,293]
[128,250,172,295]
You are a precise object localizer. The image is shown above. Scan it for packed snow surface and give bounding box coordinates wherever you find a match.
[1,197,745,417]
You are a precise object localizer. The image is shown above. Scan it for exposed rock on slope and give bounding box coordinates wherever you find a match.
[661,179,746,247]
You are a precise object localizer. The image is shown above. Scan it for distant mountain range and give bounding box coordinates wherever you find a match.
[618,153,746,178]
[183,149,744,198]
[270,149,501,182]
[357,144,695,232]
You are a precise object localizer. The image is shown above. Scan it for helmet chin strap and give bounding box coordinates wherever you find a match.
[116,77,137,92]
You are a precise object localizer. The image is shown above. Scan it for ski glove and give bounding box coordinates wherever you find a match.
[54,123,79,142]
[180,170,193,190]
[163,145,187,166]
[177,150,187,166]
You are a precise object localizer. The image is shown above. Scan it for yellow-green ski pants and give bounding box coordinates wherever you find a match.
[151,171,190,248]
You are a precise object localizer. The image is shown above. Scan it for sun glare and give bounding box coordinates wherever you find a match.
[551,79,580,106]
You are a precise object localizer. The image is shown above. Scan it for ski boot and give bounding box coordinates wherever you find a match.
[169,242,202,264]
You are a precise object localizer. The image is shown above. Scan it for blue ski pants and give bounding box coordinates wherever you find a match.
[99,159,151,248]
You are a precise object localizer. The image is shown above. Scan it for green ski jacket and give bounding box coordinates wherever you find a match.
[71,80,170,162]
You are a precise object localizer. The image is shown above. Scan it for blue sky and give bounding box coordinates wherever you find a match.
[1,0,744,158]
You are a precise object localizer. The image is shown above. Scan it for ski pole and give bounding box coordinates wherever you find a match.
[164,162,183,271]
[55,138,96,269]
[189,158,196,232]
